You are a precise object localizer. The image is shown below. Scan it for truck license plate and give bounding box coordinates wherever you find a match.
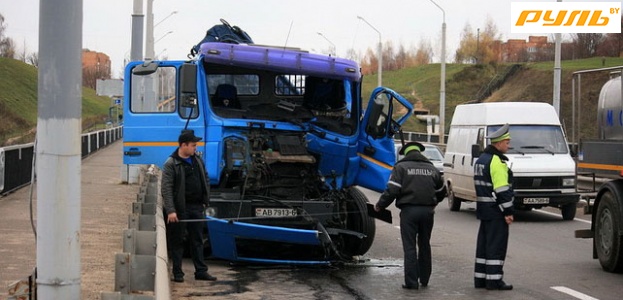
[523,198,549,204]
[255,208,298,218]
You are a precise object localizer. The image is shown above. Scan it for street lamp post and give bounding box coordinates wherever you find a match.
[155,31,173,44]
[357,16,382,87]
[316,32,336,56]
[429,0,446,144]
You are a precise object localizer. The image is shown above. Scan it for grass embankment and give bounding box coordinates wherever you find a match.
[0,58,111,146]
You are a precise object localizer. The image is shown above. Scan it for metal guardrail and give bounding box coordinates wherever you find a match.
[101,168,170,300]
[0,127,123,196]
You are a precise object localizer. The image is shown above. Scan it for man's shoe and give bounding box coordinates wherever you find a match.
[486,281,513,290]
[402,284,419,290]
[195,273,217,281]
[172,276,184,283]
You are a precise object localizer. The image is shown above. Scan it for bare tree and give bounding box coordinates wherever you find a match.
[413,38,433,65]
[0,14,16,58]
[572,33,605,58]
[27,52,39,67]
[454,17,502,64]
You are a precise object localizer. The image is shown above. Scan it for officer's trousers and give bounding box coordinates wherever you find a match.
[474,218,509,288]
[400,205,435,287]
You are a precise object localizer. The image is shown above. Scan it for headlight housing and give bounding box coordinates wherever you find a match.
[562,177,575,187]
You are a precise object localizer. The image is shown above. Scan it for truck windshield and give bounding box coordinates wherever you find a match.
[488,125,568,154]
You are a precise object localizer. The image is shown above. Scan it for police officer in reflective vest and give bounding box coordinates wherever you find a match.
[375,141,446,290]
[473,124,514,291]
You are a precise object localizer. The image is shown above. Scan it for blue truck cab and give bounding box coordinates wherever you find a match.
[123,30,413,264]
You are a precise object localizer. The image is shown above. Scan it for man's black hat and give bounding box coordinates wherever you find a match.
[399,141,425,155]
[178,131,202,144]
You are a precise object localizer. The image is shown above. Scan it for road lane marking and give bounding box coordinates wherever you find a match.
[551,286,599,300]
[534,210,592,224]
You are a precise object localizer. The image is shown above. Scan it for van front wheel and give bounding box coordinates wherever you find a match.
[561,203,577,220]
[447,185,462,211]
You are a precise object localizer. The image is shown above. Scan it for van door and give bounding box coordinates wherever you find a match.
[355,87,413,192]
[453,126,484,201]
[123,62,207,168]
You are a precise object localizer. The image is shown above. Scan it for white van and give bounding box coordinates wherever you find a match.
[443,102,579,220]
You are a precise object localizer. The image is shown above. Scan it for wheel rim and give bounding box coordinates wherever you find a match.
[598,207,614,256]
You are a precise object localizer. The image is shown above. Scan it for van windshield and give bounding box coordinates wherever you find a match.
[487,125,568,154]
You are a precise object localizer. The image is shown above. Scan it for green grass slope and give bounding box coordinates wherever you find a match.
[0,58,111,146]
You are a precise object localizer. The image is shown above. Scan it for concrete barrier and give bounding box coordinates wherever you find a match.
[102,167,170,300]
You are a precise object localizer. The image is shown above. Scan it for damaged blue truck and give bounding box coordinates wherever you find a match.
[123,21,414,265]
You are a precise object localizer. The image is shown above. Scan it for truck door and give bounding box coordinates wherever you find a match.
[355,87,413,192]
[123,62,206,168]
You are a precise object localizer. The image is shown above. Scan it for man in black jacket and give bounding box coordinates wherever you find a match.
[375,141,446,290]
[161,130,216,283]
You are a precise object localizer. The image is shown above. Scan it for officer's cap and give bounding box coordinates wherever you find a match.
[486,124,511,143]
[399,141,425,155]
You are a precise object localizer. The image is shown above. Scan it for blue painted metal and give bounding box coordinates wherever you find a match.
[206,216,331,265]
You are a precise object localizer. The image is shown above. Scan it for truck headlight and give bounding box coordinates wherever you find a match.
[562,177,575,187]
[205,207,217,217]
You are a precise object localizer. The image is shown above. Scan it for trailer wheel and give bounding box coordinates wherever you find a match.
[342,187,376,256]
[561,203,577,221]
[595,189,623,273]
[447,184,462,211]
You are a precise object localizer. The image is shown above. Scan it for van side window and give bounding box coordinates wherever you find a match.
[477,128,485,149]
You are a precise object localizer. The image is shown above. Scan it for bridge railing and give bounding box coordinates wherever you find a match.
[0,126,123,196]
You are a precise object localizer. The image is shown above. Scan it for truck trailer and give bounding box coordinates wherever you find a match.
[122,20,414,264]
[574,66,623,273]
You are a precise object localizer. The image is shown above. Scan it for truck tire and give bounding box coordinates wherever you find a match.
[561,203,577,221]
[595,189,623,273]
[447,184,462,211]
[342,187,376,256]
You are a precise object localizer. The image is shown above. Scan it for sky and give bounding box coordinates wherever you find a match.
[1,0,616,79]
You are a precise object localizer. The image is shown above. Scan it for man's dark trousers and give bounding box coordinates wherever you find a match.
[168,203,208,278]
[474,218,509,288]
[400,205,435,287]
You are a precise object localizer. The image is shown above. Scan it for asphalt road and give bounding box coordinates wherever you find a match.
[173,187,621,300]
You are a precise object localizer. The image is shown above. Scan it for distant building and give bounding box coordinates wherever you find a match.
[499,36,575,63]
[82,49,111,89]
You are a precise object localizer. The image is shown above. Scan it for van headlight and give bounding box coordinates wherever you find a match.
[562,177,575,187]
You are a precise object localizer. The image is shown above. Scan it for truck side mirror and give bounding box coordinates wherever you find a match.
[471,144,482,158]
[180,63,197,108]
[132,61,159,75]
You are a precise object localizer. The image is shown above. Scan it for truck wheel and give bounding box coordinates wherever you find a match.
[447,184,462,211]
[595,190,623,273]
[342,187,376,256]
[561,203,577,220]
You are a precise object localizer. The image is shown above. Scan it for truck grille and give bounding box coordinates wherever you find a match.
[513,177,562,189]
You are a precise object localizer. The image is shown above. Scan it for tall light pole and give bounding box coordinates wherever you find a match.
[357,16,382,87]
[317,32,336,56]
[429,0,446,144]
[552,0,562,117]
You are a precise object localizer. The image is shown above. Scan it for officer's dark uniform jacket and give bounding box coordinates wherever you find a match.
[377,151,446,208]
[473,145,515,219]
[161,149,210,215]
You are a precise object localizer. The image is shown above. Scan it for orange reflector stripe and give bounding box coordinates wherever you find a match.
[357,153,393,170]
[124,141,205,147]
[577,162,623,172]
